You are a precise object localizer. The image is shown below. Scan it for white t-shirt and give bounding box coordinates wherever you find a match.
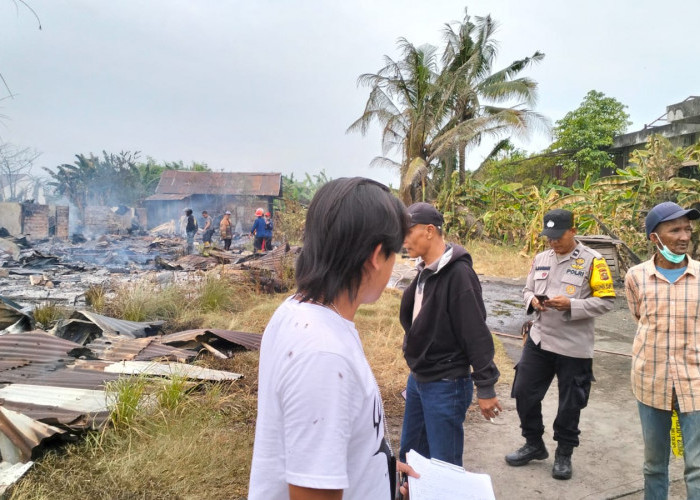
[248,298,392,500]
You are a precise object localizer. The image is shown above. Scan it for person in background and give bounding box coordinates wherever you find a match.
[399,202,501,467]
[201,210,214,249]
[249,177,418,500]
[251,207,266,254]
[263,211,274,251]
[179,209,188,237]
[219,211,233,251]
[184,208,197,255]
[505,209,615,480]
[625,201,700,499]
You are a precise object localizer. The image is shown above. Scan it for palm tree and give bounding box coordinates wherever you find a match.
[349,9,547,204]
[433,10,547,184]
[347,38,445,204]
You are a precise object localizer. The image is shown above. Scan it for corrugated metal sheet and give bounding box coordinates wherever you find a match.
[135,342,197,362]
[0,331,86,363]
[143,193,189,202]
[85,336,196,363]
[103,361,242,381]
[206,330,262,351]
[0,296,33,333]
[152,171,282,197]
[0,364,120,390]
[0,360,30,372]
[0,461,33,496]
[64,311,164,340]
[0,400,109,429]
[0,384,108,413]
[159,328,261,351]
[0,407,64,463]
[237,244,300,274]
[85,337,154,360]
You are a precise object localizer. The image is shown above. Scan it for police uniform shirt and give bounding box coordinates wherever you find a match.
[524,242,616,359]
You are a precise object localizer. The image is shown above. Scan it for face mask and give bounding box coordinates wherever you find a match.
[652,233,686,264]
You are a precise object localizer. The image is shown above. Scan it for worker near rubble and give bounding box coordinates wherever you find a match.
[399,202,501,468]
[262,211,274,251]
[250,207,266,254]
[506,209,615,481]
[249,177,418,500]
[624,201,700,499]
[184,208,197,255]
[219,211,233,251]
[201,210,214,249]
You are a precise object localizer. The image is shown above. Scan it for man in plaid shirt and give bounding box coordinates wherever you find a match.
[625,201,700,499]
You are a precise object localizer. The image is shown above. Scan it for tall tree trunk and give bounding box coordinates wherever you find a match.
[458,146,466,184]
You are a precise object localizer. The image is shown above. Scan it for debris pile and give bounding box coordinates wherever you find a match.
[0,304,261,493]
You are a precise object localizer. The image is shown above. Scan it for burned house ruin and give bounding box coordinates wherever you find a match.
[143,171,282,231]
[0,202,69,241]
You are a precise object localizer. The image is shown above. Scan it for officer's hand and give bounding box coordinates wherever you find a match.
[545,295,571,311]
[533,297,547,311]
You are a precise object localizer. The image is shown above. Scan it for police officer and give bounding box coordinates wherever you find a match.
[505,209,616,480]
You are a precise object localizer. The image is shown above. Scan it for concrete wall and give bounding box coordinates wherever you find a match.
[667,98,700,123]
[0,202,23,235]
[83,206,134,236]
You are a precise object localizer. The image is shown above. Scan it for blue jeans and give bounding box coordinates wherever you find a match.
[399,373,472,466]
[638,400,700,499]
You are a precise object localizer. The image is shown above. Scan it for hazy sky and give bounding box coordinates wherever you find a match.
[1,0,698,188]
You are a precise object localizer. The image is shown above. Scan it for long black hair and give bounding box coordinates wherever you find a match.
[295,177,408,305]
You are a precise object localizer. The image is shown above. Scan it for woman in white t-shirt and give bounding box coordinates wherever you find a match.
[249,177,418,500]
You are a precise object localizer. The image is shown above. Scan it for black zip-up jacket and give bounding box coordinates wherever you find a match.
[400,244,499,399]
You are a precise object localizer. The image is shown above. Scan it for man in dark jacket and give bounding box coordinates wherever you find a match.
[399,202,501,467]
[184,208,197,255]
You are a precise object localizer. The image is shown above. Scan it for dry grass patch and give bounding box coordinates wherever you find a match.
[32,302,69,328]
[462,239,531,278]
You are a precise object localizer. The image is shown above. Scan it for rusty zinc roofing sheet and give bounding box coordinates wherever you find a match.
[152,170,282,197]
[0,399,109,429]
[85,336,196,363]
[159,329,262,351]
[0,364,120,390]
[143,193,189,201]
[0,406,64,463]
[0,331,86,363]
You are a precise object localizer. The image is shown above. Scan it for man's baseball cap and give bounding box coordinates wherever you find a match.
[225,210,231,215]
[645,201,700,239]
[540,209,574,239]
[407,202,443,228]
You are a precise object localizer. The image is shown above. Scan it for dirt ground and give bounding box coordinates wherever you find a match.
[460,277,687,500]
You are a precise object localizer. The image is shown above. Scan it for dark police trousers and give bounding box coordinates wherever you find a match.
[512,336,593,450]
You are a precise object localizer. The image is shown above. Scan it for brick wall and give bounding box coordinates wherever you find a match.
[54,205,69,239]
[21,203,50,240]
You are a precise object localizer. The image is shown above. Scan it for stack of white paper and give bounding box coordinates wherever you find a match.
[406,449,496,500]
